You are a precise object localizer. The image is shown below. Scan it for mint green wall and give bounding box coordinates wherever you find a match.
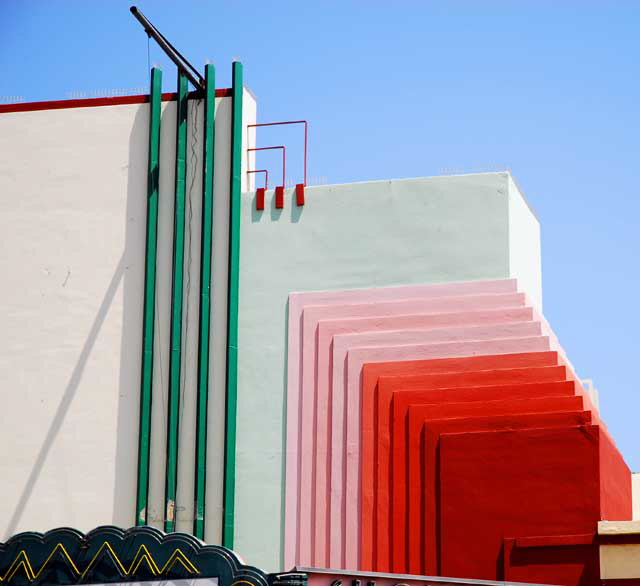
[234,172,541,570]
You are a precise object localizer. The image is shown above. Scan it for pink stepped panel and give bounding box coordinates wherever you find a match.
[284,278,611,576]
[284,280,517,567]
[302,295,529,565]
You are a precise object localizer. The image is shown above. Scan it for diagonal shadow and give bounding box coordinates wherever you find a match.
[4,254,126,539]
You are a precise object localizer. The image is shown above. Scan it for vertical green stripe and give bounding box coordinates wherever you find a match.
[136,66,162,527]
[194,64,216,539]
[164,72,189,533]
[223,61,243,548]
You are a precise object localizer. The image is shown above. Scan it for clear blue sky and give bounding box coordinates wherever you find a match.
[2,1,639,470]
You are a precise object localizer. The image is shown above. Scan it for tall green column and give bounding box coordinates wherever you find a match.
[136,66,162,526]
[164,71,189,533]
[194,63,216,539]
[223,61,243,548]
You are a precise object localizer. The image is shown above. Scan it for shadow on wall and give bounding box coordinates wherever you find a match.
[4,260,127,538]
[3,107,145,539]
[250,188,304,224]
[112,107,148,528]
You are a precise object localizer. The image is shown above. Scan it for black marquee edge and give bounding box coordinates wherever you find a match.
[0,525,307,586]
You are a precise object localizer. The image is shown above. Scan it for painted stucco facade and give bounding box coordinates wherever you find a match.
[235,173,542,569]
[0,91,256,543]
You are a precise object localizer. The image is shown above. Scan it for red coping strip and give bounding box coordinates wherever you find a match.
[359,350,562,571]
[0,89,233,114]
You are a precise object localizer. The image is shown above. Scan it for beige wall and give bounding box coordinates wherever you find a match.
[0,89,256,542]
[599,521,640,580]
[633,472,640,520]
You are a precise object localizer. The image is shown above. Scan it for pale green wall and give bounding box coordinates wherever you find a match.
[234,172,541,570]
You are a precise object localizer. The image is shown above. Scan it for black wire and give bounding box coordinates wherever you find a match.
[147,34,151,87]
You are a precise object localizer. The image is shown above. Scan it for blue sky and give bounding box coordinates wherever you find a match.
[1,1,639,470]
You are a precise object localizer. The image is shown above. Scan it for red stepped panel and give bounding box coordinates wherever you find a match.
[599,425,633,521]
[415,409,594,575]
[438,425,631,584]
[401,385,582,573]
[386,371,574,571]
[389,394,584,572]
[503,534,599,586]
[369,380,577,572]
[360,351,563,571]
[371,363,569,571]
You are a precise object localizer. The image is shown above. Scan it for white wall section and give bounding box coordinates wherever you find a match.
[507,173,542,310]
[0,89,255,542]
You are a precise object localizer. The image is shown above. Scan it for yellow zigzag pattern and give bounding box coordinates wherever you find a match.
[0,542,199,582]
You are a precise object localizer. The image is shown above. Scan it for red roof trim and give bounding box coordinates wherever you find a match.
[0,88,233,114]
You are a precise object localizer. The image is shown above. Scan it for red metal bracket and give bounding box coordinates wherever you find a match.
[247,146,286,211]
[247,169,268,211]
[248,120,308,206]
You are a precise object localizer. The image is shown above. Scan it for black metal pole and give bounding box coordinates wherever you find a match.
[130,6,205,89]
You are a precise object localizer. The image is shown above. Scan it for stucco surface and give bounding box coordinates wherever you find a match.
[412,408,590,575]
[236,173,542,570]
[289,283,522,566]
[359,350,563,569]
[0,91,255,542]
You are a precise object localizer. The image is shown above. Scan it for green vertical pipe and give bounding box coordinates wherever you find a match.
[223,61,243,548]
[164,72,189,533]
[136,66,162,527]
[194,63,216,539]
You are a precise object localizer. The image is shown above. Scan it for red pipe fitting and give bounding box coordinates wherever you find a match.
[247,169,269,211]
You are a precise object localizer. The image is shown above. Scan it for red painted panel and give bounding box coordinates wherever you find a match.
[400,381,576,572]
[415,410,593,575]
[374,364,569,570]
[599,426,632,521]
[438,426,601,581]
[403,390,583,573]
[359,351,562,571]
[368,381,576,572]
[503,536,599,586]
[390,394,584,572]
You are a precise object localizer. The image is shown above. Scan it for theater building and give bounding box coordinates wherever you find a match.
[0,12,639,586]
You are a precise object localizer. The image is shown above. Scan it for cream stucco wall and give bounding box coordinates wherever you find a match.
[0,89,256,542]
[235,172,542,570]
[633,472,640,520]
[0,95,542,571]
[599,520,640,580]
